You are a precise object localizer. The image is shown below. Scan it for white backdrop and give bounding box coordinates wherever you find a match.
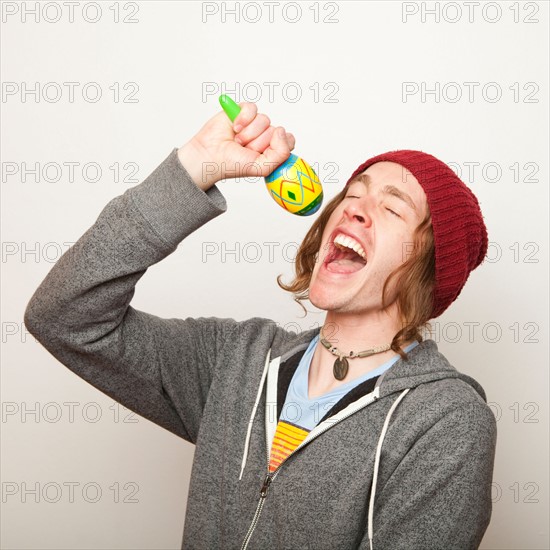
[1,1,548,548]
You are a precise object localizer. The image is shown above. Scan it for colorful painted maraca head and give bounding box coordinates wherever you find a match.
[219,95,323,216]
[264,153,323,216]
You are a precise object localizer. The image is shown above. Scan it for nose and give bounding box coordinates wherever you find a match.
[344,196,373,226]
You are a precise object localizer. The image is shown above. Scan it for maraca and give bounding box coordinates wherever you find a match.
[219,94,323,216]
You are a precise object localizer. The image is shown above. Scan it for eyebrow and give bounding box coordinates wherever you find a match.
[350,173,418,214]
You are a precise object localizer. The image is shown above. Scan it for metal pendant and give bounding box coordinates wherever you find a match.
[333,356,349,381]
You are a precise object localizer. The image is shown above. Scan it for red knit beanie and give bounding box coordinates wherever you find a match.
[346,150,488,319]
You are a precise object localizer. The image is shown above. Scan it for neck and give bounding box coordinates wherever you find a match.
[321,310,401,352]
[308,309,412,398]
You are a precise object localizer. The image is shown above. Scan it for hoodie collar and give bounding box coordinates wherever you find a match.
[271,327,487,401]
[271,329,488,403]
[375,339,488,402]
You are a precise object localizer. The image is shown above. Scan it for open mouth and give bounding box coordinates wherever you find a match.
[324,234,368,274]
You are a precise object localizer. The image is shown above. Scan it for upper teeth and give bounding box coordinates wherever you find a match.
[333,233,367,260]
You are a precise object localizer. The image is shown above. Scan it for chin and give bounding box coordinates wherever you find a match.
[307,284,327,310]
[308,284,344,312]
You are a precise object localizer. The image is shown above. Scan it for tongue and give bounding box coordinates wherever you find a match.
[326,259,365,274]
[326,248,367,274]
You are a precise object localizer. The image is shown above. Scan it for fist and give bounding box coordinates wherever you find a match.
[178,102,296,189]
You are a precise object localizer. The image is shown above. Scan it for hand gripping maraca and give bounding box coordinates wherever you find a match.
[219,94,323,216]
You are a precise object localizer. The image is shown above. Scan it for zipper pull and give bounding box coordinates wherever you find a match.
[260,473,272,498]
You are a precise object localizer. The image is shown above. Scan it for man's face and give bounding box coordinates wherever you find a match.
[308,161,428,316]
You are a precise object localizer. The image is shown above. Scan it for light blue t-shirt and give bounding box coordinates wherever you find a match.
[280,334,419,430]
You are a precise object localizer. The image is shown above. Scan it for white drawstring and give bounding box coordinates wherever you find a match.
[368,388,410,550]
[239,348,272,480]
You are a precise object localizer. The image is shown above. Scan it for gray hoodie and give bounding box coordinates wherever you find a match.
[24,148,497,550]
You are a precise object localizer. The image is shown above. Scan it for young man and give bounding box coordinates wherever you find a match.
[24,102,497,549]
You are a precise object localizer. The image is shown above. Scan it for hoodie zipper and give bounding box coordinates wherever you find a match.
[240,419,282,550]
[240,391,379,549]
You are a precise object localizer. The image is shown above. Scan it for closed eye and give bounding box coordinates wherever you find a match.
[386,207,401,218]
[346,195,402,218]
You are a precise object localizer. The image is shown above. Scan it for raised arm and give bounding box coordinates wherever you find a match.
[23,102,295,442]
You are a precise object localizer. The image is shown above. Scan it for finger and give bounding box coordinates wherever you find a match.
[285,132,296,151]
[257,127,291,176]
[234,113,271,146]
[246,126,276,153]
[233,102,257,133]
[247,128,294,154]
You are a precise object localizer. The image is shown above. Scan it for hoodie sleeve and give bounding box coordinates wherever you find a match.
[360,399,497,550]
[23,148,237,443]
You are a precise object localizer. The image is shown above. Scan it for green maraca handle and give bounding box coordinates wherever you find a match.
[219,94,242,122]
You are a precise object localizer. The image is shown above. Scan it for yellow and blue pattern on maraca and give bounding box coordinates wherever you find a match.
[265,154,323,216]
